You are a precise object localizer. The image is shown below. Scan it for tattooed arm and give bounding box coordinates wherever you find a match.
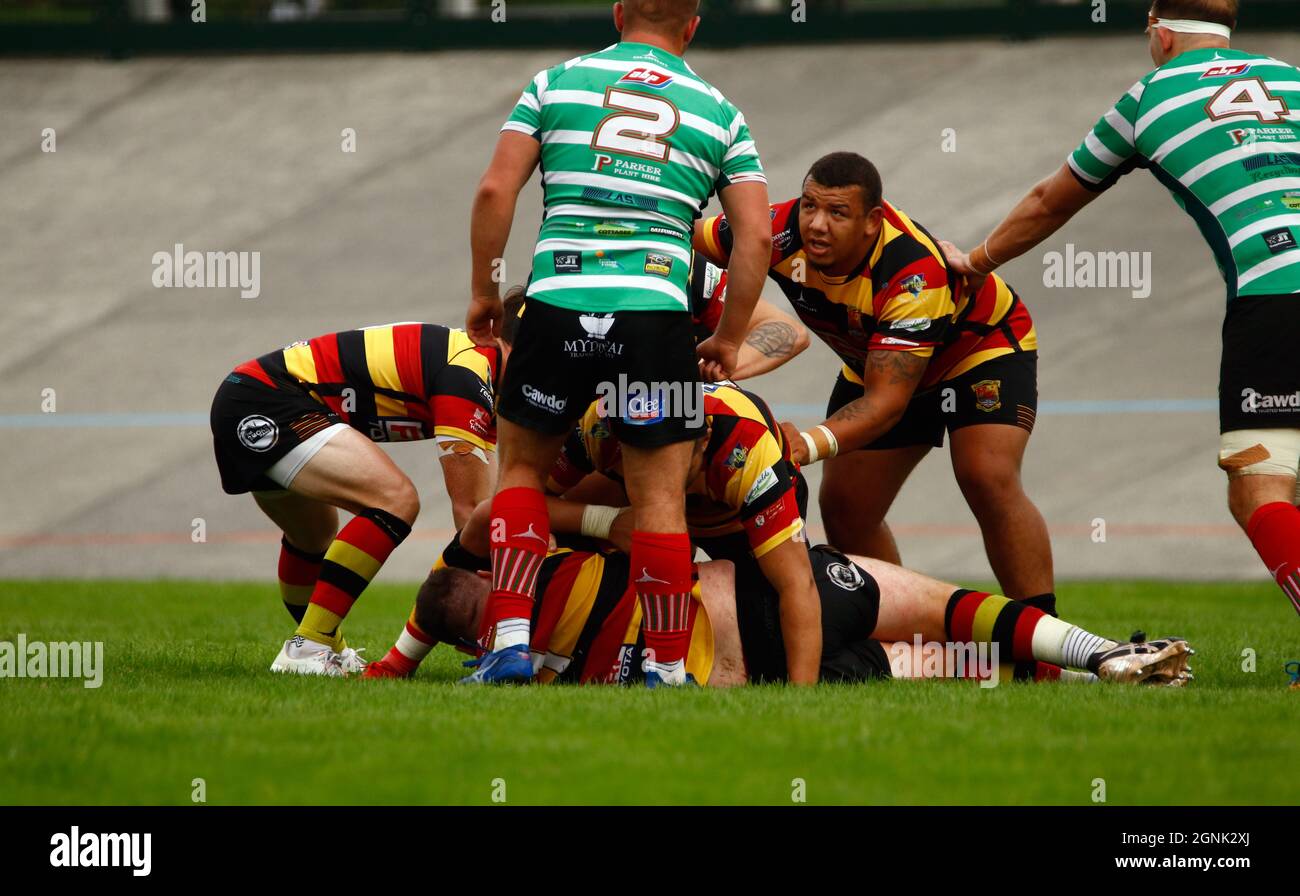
[782,349,928,463]
[730,298,811,381]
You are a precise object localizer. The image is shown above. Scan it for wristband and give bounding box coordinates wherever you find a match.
[580,504,621,540]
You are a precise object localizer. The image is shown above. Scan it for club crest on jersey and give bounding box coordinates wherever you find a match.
[900,274,927,296]
[726,444,749,470]
[579,313,616,339]
[1201,63,1251,79]
[237,415,278,452]
[972,379,1002,413]
[618,67,674,89]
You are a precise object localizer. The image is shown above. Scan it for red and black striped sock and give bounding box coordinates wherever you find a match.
[484,486,550,650]
[630,530,694,670]
[296,508,411,647]
[277,537,325,623]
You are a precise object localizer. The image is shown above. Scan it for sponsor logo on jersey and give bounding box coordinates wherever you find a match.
[469,407,492,435]
[753,496,784,528]
[522,385,567,413]
[900,273,927,296]
[589,418,611,440]
[649,225,688,240]
[725,444,749,470]
[378,419,424,442]
[579,313,616,339]
[237,415,278,452]
[744,466,779,504]
[594,221,639,236]
[1201,63,1251,79]
[644,253,674,277]
[972,379,1002,413]
[1263,227,1298,255]
[553,251,581,273]
[878,336,921,347]
[593,249,624,271]
[773,229,794,251]
[618,67,674,89]
[889,317,932,332]
[584,187,660,211]
[1282,191,1300,211]
[826,561,864,591]
[701,261,724,301]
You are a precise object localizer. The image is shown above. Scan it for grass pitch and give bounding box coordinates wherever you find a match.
[1,578,1296,806]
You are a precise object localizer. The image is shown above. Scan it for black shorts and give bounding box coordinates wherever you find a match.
[733,544,892,684]
[828,351,1038,450]
[497,299,704,448]
[1220,295,1300,432]
[209,370,342,495]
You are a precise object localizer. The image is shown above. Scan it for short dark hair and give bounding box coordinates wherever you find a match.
[622,0,700,32]
[501,284,526,346]
[1150,0,1237,29]
[413,566,486,645]
[804,152,883,212]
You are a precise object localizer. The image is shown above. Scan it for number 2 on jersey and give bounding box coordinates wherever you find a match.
[591,88,679,163]
[1205,78,1289,123]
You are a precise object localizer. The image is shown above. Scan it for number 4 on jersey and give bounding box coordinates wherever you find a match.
[1205,78,1290,123]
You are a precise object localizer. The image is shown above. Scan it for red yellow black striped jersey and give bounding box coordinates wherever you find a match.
[234,323,499,451]
[547,382,804,559]
[526,547,715,685]
[698,198,1037,391]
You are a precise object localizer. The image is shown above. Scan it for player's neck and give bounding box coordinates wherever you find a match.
[619,32,686,59]
[1166,37,1231,63]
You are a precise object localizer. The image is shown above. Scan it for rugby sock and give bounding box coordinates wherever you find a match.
[1020,593,1058,617]
[485,487,550,651]
[1246,502,1300,617]
[1006,661,1097,683]
[297,508,412,649]
[944,589,1116,671]
[277,537,325,623]
[375,616,436,677]
[630,530,694,681]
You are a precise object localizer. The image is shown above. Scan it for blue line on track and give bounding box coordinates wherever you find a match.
[0,400,1218,429]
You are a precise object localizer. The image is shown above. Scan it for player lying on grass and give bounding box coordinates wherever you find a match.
[208,293,522,677]
[369,541,1193,687]
[364,379,819,683]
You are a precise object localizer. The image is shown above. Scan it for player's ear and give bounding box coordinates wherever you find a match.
[683,15,701,46]
[864,205,884,239]
[613,2,625,32]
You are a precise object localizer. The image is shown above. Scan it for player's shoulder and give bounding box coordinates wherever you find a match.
[874,202,950,277]
[530,45,614,92]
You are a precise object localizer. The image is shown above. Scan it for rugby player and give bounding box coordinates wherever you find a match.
[394,544,1193,688]
[209,304,519,676]
[464,0,822,686]
[695,152,1055,608]
[366,380,819,679]
[941,1,1300,625]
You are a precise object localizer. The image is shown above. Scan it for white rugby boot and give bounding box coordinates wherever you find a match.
[270,635,345,677]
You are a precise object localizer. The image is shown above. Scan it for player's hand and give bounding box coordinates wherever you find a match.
[466,294,503,346]
[696,333,741,382]
[937,240,988,297]
[606,508,635,553]
[780,421,810,465]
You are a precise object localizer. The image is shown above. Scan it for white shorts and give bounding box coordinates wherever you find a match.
[257,422,349,492]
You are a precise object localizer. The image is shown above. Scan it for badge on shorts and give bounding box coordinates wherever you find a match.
[826,562,863,591]
[971,379,1002,413]
[237,415,278,452]
[644,253,673,277]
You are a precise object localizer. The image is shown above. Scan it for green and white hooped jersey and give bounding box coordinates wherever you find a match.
[1069,48,1300,299]
[502,41,766,313]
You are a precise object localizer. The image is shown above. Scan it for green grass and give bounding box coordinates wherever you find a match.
[0,579,1296,806]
